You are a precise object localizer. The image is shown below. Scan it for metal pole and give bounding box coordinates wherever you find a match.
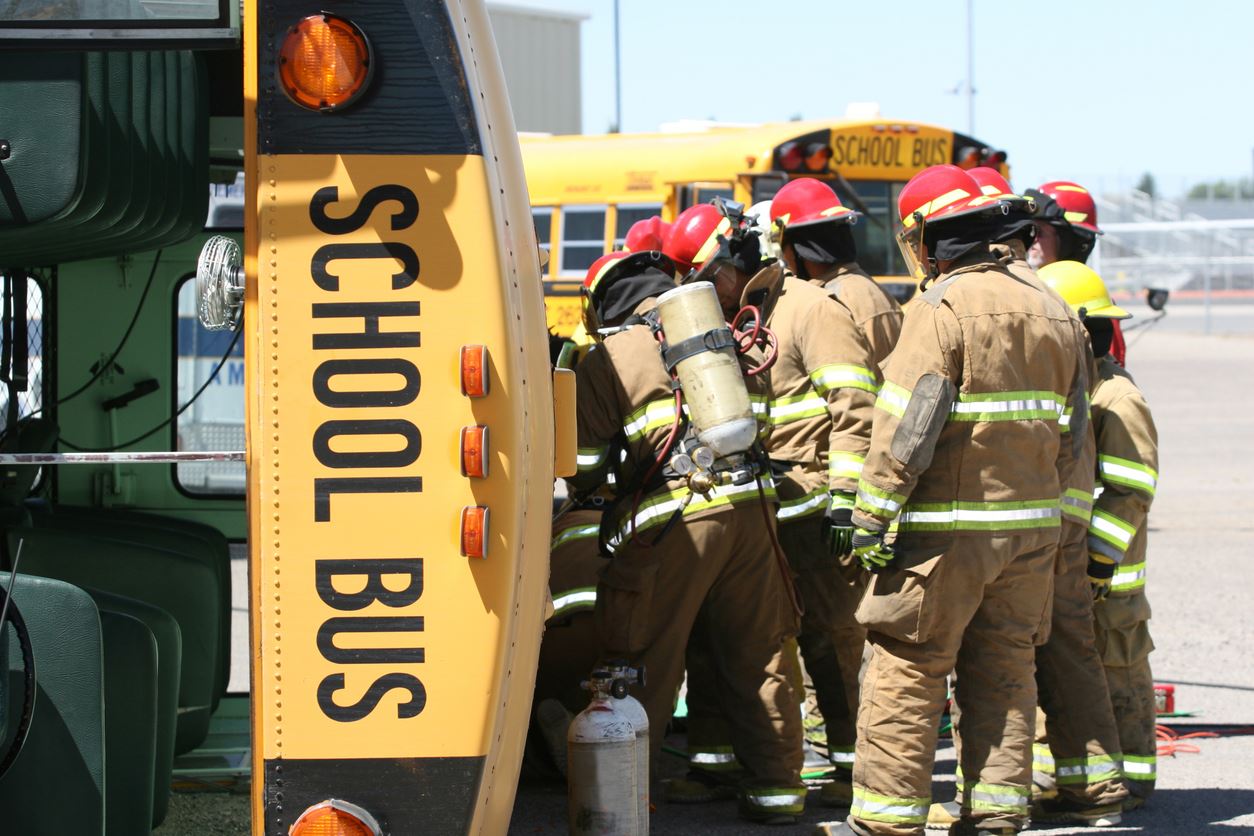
[0,450,244,465]
[1205,233,1213,335]
[613,0,622,133]
[967,0,975,135]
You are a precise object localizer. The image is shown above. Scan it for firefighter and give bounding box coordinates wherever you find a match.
[568,248,808,824]
[770,178,903,370]
[1024,180,1127,365]
[813,164,1090,836]
[1039,260,1160,810]
[665,200,879,808]
[924,168,1129,829]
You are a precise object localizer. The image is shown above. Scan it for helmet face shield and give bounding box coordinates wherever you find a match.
[895,213,931,283]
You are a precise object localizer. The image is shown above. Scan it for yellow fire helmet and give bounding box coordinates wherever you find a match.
[1037,260,1131,320]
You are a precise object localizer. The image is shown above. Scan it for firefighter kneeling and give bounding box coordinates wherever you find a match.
[567,249,807,824]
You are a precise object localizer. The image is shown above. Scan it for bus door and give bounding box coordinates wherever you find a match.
[239,1,565,832]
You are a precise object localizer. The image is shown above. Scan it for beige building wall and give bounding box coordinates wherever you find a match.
[487,3,585,135]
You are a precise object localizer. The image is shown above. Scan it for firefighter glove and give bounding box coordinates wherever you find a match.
[1088,552,1117,600]
[824,492,856,557]
[852,527,895,573]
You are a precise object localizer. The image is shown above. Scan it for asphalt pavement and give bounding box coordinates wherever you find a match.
[508,314,1254,833]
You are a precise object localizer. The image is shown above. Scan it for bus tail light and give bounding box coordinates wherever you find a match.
[460,345,489,398]
[956,145,982,169]
[460,425,489,478]
[278,13,374,112]
[289,799,382,836]
[777,141,803,172]
[461,506,489,558]
[983,149,1008,168]
[804,143,832,172]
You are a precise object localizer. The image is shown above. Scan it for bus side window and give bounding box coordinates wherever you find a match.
[532,206,554,276]
[0,272,46,428]
[678,183,734,212]
[559,205,607,277]
[613,203,662,248]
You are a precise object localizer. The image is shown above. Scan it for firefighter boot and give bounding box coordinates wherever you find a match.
[665,770,739,804]
[534,698,572,778]
[819,770,854,807]
[947,822,1015,836]
[925,800,960,830]
[1032,795,1122,827]
[813,817,875,835]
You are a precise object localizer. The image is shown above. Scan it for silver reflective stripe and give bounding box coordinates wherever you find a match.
[613,479,771,543]
[690,751,737,765]
[769,394,827,423]
[1090,513,1134,546]
[623,399,679,440]
[777,490,829,521]
[900,506,1059,525]
[1099,457,1158,492]
[742,792,805,808]
[969,786,1028,810]
[1123,757,1156,777]
[551,589,597,613]
[853,796,928,819]
[856,488,902,515]
[551,524,600,551]
[576,447,609,471]
[829,749,855,765]
[951,396,1065,416]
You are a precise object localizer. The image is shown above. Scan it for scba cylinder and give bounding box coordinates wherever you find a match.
[606,666,649,835]
[568,676,640,835]
[655,282,756,458]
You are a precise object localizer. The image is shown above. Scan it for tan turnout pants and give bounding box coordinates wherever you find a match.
[595,504,805,798]
[850,530,1057,836]
[1094,592,1157,801]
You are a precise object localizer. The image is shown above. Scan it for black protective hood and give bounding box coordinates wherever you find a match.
[597,267,677,324]
[784,223,858,276]
[924,215,1003,264]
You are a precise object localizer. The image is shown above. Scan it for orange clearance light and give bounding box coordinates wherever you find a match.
[460,425,489,478]
[461,345,489,398]
[461,506,489,559]
[278,13,374,112]
[804,143,833,171]
[289,799,381,836]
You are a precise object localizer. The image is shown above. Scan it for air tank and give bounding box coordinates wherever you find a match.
[655,282,756,458]
[605,663,649,835]
[568,671,639,835]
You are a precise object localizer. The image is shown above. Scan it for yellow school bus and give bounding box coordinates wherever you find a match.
[522,120,1009,335]
[0,2,568,833]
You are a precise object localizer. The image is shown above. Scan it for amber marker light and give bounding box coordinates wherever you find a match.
[461,506,489,559]
[277,13,374,112]
[289,799,381,836]
[461,425,489,478]
[460,345,489,398]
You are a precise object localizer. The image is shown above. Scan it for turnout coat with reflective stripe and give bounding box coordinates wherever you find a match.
[1089,356,1159,594]
[851,251,1089,536]
[568,298,772,538]
[744,265,879,518]
[809,261,903,373]
[995,245,1100,527]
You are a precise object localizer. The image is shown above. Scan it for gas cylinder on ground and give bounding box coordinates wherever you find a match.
[605,662,649,835]
[567,671,639,835]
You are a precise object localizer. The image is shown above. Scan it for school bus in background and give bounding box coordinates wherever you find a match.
[521,119,1009,336]
[0,2,569,834]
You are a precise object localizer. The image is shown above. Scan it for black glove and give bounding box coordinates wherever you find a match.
[823,492,855,557]
[1088,553,1116,601]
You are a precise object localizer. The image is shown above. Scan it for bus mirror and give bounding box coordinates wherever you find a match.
[196,235,245,331]
[1146,287,1169,312]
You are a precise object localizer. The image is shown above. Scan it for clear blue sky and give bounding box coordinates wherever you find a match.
[502,0,1251,198]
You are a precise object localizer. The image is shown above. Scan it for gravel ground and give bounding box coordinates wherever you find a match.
[196,319,1254,834]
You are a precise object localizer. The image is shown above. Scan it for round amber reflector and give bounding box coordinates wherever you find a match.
[278,14,373,112]
[289,799,381,836]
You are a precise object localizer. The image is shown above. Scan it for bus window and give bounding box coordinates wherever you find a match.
[175,276,245,495]
[559,205,607,276]
[533,206,554,270]
[833,179,907,276]
[0,273,46,423]
[751,174,788,205]
[677,183,735,212]
[613,203,662,247]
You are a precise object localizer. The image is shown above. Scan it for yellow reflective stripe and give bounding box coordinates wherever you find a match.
[829,451,865,481]
[851,788,929,824]
[900,187,975,229]
[1098,454,1158,496]
[1111,561,1147,591]
[966,782,1029,814]
[855,482,907,518]
[1089,508,1136,550]
[810,363,878,395]
[777,487,830,521]
[692,216,732,265]
[875,381,910,417]
[551,523,600,552]
[1064,210,1091,224]
[767,392,827,426]
[898,499,1062,532]
[1061,487,1094,523]
[576,445,610,472]
[623,397,679,442]
[551,587,597,617]
[613,478,776,544]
